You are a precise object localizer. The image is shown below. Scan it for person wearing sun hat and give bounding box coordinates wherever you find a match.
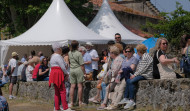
[85,42,99,81]
[8,52,19,100]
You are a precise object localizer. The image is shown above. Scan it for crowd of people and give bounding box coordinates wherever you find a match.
[0,33,190,111]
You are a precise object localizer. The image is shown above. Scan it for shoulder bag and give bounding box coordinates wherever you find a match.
[156,50,176,79]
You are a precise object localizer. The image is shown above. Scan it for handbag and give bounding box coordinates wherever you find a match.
[180,47,190,73]
[156,50,176,79]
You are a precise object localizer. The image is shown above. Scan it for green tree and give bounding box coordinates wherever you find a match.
[146,2,190,48]
[0,0,92,38]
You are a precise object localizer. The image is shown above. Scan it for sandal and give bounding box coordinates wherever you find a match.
[79,102,86,107]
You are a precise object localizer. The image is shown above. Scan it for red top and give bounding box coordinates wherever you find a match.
[49,67,65,88]
[32,64,41,79]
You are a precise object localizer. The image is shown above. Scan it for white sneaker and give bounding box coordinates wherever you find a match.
[9,95,16,100]
[124,100,135,109]
[9,95,13,100]
[88,97,95,102]
[118,98,130,105]
[12,95,16,99]
[64,108,75,111]
[60,105,64,110]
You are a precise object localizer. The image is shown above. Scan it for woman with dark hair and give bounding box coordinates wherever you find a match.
[100,49,108,64]
[69,40,85,107]
[62,46,70,103]
[38,57,49,81]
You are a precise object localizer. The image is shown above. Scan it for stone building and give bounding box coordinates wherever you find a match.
[90,0,162,38]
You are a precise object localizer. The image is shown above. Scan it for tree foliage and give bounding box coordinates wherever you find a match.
[0,0,92,38]
[146,2,190,48]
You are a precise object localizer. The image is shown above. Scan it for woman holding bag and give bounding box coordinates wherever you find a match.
[153,38,180,79]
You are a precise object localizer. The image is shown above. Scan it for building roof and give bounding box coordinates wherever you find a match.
[90,0,162,19]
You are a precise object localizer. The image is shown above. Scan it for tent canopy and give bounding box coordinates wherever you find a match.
[88,0,146,44]
[0,0,110,46]
[0,0,111,65]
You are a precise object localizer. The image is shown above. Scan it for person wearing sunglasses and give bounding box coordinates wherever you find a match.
[115,33,126,49]
[106,46,138,110]
[38,57,49,81]
[153,38,180,79]
[123,44,153,109]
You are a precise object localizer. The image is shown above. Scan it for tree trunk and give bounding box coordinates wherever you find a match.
[9,5,19,33]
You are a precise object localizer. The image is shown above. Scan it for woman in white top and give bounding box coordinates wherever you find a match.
[49,43,69,111]
[26,62,34,82]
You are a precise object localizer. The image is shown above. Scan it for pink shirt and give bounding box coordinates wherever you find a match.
[32,64,41,79]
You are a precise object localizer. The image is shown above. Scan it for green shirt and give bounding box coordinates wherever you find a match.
[69,50,84,69]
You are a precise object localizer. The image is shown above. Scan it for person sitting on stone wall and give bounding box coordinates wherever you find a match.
[97,45,124,110]
[153,38,181,79]
[106,45,139,110]
[89,40,115,104]
[121,44,153,109]
[37,57,49,81]
[26,60,34,82]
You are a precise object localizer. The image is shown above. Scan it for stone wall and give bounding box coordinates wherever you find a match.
[12,79,190,110]
[113,11,158,33]
[136,79,190,110]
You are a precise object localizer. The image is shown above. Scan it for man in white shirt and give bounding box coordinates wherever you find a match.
[8,52,19,99]
[85,42,99,80]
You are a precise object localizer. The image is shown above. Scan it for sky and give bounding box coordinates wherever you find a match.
[150,0,190,13]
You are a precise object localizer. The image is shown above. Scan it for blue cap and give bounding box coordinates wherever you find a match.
[4,65,8,68]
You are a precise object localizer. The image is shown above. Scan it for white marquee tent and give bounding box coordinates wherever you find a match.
[0,0,110,65]
[88,0,146,44]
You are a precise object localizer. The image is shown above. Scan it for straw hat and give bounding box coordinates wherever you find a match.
[12,52,18,57]
[86,42,94,46]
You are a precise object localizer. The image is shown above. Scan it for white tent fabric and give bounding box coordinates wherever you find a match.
[88,0,146,44]
[0,0,109,46]
[0,0,110,65]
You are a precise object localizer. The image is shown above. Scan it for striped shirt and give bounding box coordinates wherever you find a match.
[134,53,153,79]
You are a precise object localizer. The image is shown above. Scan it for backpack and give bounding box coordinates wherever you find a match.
[21,65,27,82]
